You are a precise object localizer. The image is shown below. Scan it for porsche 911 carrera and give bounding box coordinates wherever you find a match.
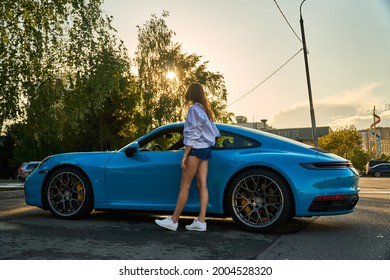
[25,123,359,232]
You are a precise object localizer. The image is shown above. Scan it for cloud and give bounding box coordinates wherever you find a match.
[269,83,390,130]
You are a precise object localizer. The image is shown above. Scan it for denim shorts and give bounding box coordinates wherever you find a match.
[188,147,213,160]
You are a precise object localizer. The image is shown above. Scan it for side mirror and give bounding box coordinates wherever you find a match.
[125,142,140,158]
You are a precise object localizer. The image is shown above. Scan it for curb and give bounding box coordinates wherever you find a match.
[0,189,25,199]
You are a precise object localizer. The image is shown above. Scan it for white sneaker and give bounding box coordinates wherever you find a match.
[155,217,178,231]
[185,219,207,231]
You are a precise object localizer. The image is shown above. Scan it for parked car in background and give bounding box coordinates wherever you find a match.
[366,162,390,177]
[366,160,388,168]
[17,161,41,182]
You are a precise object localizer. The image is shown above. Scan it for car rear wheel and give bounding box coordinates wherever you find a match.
[44,167,93,219]
[227,169,293,232]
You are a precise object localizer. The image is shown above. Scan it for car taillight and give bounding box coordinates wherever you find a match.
[314,195,348,201]
[300,162,353,170]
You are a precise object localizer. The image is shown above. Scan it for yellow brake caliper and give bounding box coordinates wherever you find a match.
[76,183,84,201]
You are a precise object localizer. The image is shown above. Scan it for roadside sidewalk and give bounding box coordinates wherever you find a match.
[0,190,24,199]
[0,182,25,199]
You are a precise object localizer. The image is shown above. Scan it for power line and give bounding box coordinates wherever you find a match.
[227,2,304,107]
[228,48,303,107]
[273,0,302,43]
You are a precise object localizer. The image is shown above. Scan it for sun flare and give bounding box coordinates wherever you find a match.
[166,71,176,80]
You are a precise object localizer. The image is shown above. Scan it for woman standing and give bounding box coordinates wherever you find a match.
[155,82,220,231]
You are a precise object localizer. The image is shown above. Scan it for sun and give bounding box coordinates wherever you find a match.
[166,71,177,80]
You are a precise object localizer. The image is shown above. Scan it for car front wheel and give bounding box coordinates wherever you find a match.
[227,169,293,232]
[44,167,94,219]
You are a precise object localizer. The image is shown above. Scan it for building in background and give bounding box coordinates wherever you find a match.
[358,127,390,157]
[235,116,390,156]
[266,126,333,146]
[235,116,333,146]
[235,116,270,130]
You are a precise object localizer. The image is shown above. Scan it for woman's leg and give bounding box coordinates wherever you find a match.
[171,155,201,223]
[195,160,209,223]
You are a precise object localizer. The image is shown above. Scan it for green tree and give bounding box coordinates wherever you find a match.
[0,135,16,179]
[1,5,234,169]
[1,0,131,161]
[377,153,390,162]
[318,126,368,171]
[126,11,233,137]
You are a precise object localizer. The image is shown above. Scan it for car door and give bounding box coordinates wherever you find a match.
[104,149,183,208]
[104,129,192,210]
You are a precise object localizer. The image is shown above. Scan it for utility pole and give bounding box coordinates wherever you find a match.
[300,0,318,147]
[370,106,381,158]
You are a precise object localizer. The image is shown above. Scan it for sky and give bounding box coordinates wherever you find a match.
[101,0,390,130]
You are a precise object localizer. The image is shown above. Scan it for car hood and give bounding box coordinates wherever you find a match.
[38,151,117,171]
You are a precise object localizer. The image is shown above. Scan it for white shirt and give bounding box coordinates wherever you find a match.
[183,103,220,148]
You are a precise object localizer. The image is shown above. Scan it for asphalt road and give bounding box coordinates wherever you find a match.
[258,178,390,260]
[0,177,389,260]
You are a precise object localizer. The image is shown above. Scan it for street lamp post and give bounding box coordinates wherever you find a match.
[300,0,318,147]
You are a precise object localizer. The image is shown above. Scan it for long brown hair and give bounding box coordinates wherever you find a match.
[184,82,215,121]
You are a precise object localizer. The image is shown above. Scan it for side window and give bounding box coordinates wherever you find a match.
[140,132,184,151]
[215,131,259,150]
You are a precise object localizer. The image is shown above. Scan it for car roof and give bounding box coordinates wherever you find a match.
[373,163,390,167]
[23,161,41,166]
[368,160,389,166]
[138,122,318,153]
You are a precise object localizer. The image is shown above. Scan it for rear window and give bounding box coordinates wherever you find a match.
[26,163,39,170]
[214,131,260,150]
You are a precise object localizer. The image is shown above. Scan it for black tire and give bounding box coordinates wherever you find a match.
[374,171,382,177]
[44,167,94,219]
[226,169,293,232]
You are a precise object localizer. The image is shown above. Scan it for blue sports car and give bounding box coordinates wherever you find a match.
[25,123,359,232]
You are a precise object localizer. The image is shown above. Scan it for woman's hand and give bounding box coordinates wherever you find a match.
[181,155,187,171]
[181,145,192,171]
